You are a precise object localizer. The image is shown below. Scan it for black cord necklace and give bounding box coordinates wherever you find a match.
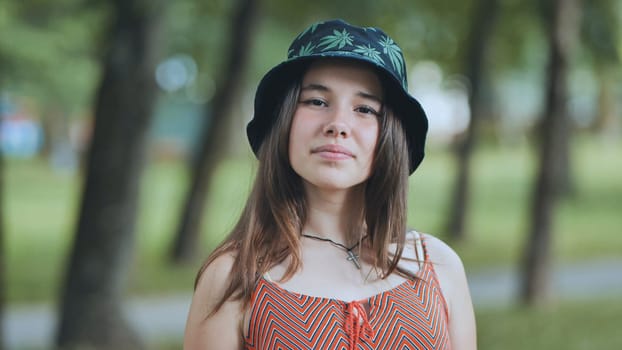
[301,233,362,269]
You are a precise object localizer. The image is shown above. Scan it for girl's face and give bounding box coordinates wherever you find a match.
[288,59,383,192]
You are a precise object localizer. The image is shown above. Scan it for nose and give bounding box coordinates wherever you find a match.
[322,109,350,138]
[323,122,349,137]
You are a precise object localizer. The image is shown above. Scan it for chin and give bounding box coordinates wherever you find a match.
[305,175,367,192]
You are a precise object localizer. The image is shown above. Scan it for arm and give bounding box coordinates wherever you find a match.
[184,253,243,350]
[423,234,477,350]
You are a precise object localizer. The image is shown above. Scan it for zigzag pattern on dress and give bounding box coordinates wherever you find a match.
[244,240,451,350]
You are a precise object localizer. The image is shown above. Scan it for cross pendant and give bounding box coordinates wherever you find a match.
[346,250,361,269]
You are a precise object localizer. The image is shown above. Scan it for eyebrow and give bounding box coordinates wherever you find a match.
[301,83,383,104]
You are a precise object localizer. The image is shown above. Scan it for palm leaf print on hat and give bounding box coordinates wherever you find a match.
[353,44,385,65]
[319,29,354,51]
[290,42,316,58]
[379,36,406,86]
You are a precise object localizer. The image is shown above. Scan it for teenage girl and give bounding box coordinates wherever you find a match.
[184,19,476,350]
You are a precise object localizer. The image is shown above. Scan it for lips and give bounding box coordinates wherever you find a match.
[311,144,355,159]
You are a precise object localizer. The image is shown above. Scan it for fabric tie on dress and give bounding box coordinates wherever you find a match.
[345,301,374,350]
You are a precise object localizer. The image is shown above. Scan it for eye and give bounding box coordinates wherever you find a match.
[300,98,327,107]
[355,105,381,117]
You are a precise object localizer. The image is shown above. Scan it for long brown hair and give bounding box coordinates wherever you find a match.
[197,72,412,315]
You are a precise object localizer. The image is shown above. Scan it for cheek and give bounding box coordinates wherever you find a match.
[288,113,308,156]
[362,123,380,154]
[289,112,316,142]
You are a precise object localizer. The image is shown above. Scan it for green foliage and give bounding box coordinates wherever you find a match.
[0,0,106,113]
[489,0,547,74]
[581,0,621,65]
[163,0,233,69]
[2,0,620,119]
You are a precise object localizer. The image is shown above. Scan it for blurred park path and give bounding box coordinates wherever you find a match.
[5,259,622,349]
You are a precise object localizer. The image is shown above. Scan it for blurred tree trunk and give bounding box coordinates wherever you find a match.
[0,120,5,350]
[592,67,619,139]
[547,1,579,197]
[55,0,164,348]
[0,58,7,350]
[170,0,260,264]
[445,0,499,241]
[521,0,580,305]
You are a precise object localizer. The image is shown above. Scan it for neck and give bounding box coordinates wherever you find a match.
[303,184,366,243]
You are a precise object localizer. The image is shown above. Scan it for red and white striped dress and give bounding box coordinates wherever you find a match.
[244,237,451,349]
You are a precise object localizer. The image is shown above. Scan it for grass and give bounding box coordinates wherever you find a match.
[476,297,622,350]
[4,136,622,304]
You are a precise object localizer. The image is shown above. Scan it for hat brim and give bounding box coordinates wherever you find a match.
[247,53,428,174]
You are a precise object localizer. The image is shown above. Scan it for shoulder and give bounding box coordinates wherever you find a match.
[420,232,477,349]
[191,251,242,322]
[419,232,467,298]
[195,252,237,297]
[420,232,463,269]
[400,231,461,265]
[397,231,453,276]
[184,252,243,350]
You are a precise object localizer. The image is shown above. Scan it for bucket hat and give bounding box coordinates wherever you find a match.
[246,19,428,174]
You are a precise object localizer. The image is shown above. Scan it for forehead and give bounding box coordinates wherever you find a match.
[301,58,383,96]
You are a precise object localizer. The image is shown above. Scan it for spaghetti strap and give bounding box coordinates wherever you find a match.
[411,230,426,270]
